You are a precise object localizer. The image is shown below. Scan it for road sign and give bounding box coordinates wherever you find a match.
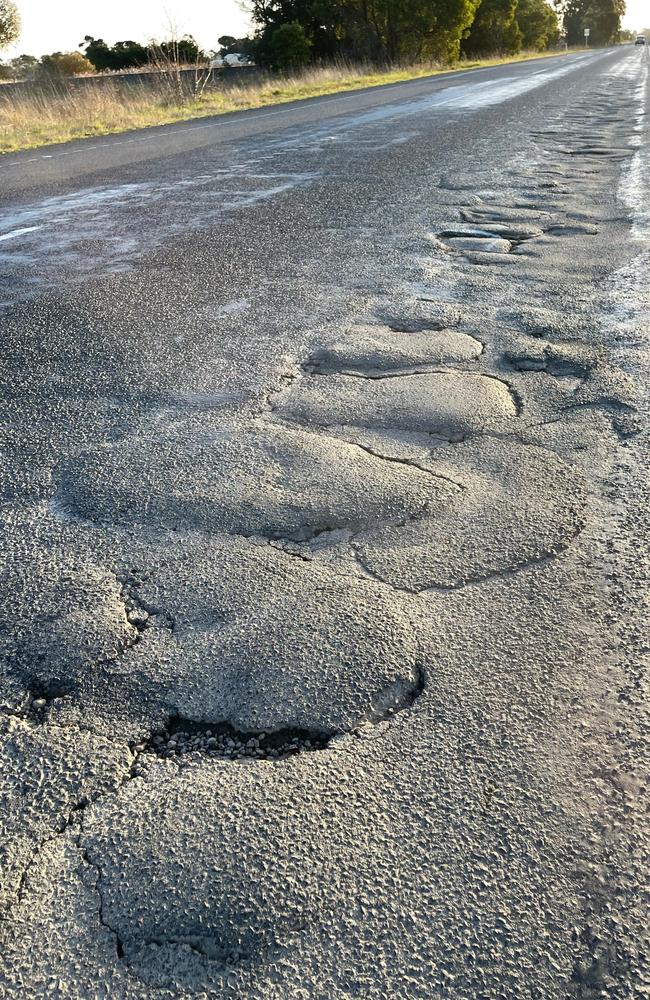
[584,28,590,36]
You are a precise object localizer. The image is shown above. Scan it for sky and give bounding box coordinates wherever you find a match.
[4,1,252,59]
[3,0,648,60]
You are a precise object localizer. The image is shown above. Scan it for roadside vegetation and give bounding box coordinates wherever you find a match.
[0,0,631,153]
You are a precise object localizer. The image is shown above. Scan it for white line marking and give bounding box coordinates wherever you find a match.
[0,225,42,241]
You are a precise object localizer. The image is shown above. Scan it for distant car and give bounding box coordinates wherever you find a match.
[209,53,254,68]
[635,35,646,45]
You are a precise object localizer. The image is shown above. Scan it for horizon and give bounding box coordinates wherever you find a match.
[2,0,647,61]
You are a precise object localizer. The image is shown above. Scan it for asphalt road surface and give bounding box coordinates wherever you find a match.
[1,46,648,999]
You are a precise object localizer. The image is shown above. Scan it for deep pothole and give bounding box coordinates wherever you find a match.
[138,670,425,763]
[139,719,329,762]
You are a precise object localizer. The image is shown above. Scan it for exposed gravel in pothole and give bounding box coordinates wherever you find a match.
[138,717,330,763]
[12,681,77,722]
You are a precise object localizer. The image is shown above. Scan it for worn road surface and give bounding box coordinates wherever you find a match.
[1,47,649,999]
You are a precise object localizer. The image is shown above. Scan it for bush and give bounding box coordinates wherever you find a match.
[40,52,95,76]
[259,22,312,72]
[462,0,523,55]
[516,0,559,49]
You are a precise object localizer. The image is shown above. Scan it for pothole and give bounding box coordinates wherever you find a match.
[437,222,543,257]
[138,669,424,764]
[274,370,518,436]
[20,680,77,720]
[140,718,329,762]
[504,351,591,379]
[546,222,598,237]
[305,326,483,375]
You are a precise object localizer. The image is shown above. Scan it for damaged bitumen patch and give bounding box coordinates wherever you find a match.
[23,679,77,720]
[436,221,544,257]
[305,325,484,376]
[52,422,453,542]
[138,668,425,763]
[504,348,593,379]
[140,718,330,762]
[273,370,518,437]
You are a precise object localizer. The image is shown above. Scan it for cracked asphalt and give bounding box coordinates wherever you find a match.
[1,46,649,999]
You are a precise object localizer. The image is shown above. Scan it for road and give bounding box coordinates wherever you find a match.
[0,46,648,999]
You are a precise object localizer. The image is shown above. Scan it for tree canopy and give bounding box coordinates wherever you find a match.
[246,0,567,66]
[80,34,207,72]
[463,0,522,55]
[517,0,560,48]
[562,0,625,45]
[249,0,486,64]
[2,0,624,84]
[80,37,149,71]
[0,0,20,50]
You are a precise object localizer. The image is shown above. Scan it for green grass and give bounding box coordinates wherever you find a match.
[0,50,577,154]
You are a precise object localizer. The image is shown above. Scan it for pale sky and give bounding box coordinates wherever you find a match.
[4,0,252,59]
[3,0,648,60]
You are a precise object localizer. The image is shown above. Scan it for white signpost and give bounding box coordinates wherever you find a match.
[584,27,590,46]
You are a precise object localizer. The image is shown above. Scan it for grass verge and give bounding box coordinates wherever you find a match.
[0,50,577,155]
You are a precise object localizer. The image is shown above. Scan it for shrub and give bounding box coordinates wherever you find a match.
[40,51,95,77]
[260,22,313,72]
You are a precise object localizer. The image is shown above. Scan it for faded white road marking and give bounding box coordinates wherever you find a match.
[0,225,42,242]
[602,47,650,364]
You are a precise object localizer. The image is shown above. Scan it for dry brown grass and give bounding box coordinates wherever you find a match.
[0,51,572,154]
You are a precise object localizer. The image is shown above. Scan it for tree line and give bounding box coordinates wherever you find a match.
[236,0,561,69]
[224,0,626,70]
[0,0,630,80]
[560,0,626,46]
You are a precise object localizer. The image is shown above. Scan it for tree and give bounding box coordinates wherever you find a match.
[562,0,625,45]
[39,51,94,76]
[9,51,38,77]
[111,40,149,68]
[155,35,207,64]
[0,0,20,50]
[217,34,257,57]
[80,36,150,71]
[516,0,559,48]
[258,21,312,70]
[463,0,523,54]
[80,36,115,71]
[250,0,483,65]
